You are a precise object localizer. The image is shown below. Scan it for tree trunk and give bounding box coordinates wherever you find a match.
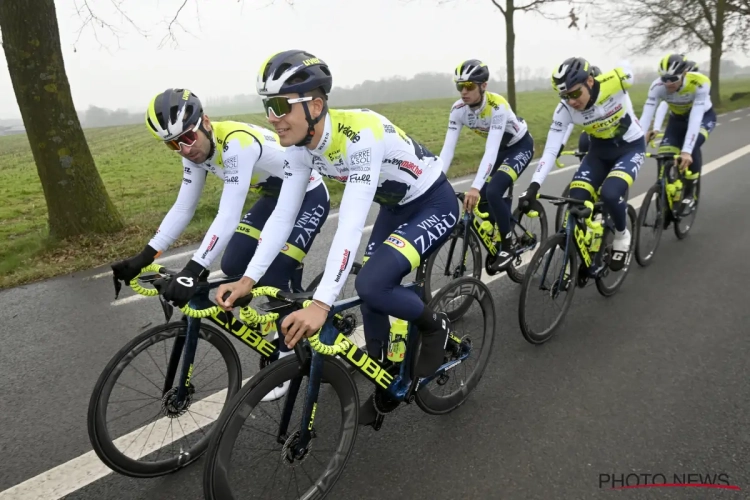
[0,0,124,239]
[710,0,725,106]
[505,0,517,111]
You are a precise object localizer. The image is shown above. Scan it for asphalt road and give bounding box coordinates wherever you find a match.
[2,107,750,500]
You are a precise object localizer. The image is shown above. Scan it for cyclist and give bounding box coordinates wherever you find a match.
[520,57,645,271]
[217,50,458,416]
[438,59,534,272]
[110,89,330,399]
[645,59,700,144]
[639,55,711,215]
[558,65,601,159]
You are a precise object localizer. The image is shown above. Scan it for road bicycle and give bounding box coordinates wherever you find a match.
[202,266,496,499]
[424,184,547,306]
[87,259,361,478]
[518,190,637,345]
[635,135,701,266]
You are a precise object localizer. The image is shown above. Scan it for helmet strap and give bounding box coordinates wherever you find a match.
[294,92,328,148]
[200,120,216,160]
[584,80,600,110]
[469,86,485,109]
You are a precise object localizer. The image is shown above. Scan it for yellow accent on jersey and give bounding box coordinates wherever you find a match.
[666,72,711,115]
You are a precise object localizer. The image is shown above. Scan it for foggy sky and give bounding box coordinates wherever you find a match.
[1,0,748,119]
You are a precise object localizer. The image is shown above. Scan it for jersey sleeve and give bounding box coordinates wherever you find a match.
[148,160,206,253]
[614,60,635,89]
[531,103,572,186]
[561,123,575,148]
[312,139,384,306]
[438,106,463,174]
[469,106,507,190]
[639,79,664,131]
[190,139,260,268]
[682,79,711,153]
[243,151,310,282]
[653,101,669,131]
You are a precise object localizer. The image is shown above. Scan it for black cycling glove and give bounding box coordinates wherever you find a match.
[111,245,158,285]
[518,182,541,213]
[163,259,206,308]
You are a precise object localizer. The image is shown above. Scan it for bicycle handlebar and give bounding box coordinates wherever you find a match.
[128,265,353,355]
[648,132,665,149]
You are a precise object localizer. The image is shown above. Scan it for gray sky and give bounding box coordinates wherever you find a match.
[1,0,748,119]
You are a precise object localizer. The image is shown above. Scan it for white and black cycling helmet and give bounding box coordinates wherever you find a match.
[257,50,333,97]
[145,88,203,142]
[551,57,592,94]
[454,59,490,83]
[659,54,691,81]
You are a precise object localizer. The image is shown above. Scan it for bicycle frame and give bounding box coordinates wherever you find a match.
[157,263,311,408]
[435,189,541,280]
[283,271,473,453]
[538,194,610,292]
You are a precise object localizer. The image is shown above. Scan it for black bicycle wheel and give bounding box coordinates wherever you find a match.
[635,184,664,267]
[424,225,483,319]
[507,204,549,284]
[595,204,637,297]
[518,232,578,345]
[554,184,571,233]
[203,354,359,500]
[88,321,241,478]
[415,276,496,415]
[674,177,700,239]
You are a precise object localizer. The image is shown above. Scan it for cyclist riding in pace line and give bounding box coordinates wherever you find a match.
[638,54,714,215]
[216,50,459,422]
[558,65,602,159]
[110,89,330,400]
[438,59,535,272]
[520,57,645,272]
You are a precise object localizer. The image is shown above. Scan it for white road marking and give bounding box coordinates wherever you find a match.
[730,117,742,122]
[5,142,750,500]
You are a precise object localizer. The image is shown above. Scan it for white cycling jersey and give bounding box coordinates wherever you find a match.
[532,64,644,186]
[244,108,444,306]
[439,91,528,190]
[639,72,713,153]
[149,121,323,268]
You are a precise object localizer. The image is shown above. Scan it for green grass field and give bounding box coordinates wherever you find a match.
[2,80,750,288]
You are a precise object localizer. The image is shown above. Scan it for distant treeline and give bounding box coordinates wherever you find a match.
[6,59,745,132]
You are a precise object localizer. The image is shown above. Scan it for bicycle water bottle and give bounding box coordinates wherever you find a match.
[387,318,408,362]
[590,213,604,253]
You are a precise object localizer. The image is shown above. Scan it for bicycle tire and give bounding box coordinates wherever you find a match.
[595,204,637,297]
[554,184,572,233]
[518,232,578,345]
[507,204,549,284]
[424,226,482,318]
[203,354,359,500]
[635,184,663,267]
[415,276,496,415]
[674,177,700,240]
[306,261,363,292]
[88,321,241,478]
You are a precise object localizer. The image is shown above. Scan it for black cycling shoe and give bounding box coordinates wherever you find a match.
[414,312,452,378]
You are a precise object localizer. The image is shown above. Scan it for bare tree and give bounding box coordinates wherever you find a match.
[487,0,587,111]
[0,0,275,239]
[0,0,125,238]
[595,0,750,106]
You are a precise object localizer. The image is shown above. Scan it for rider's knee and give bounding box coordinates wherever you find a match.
[599,177,628,206]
